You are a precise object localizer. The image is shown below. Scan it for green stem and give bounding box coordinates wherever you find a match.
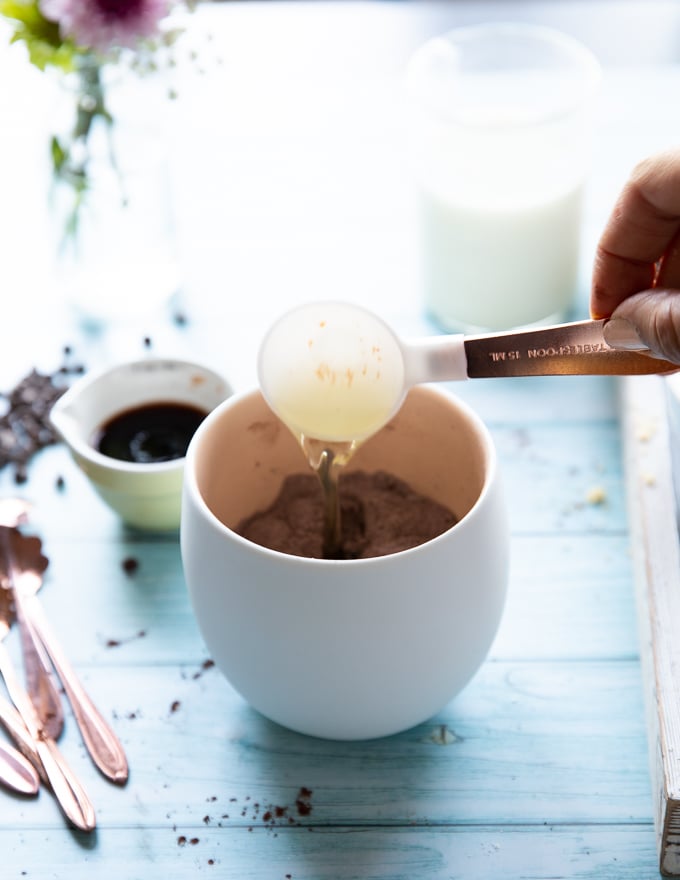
[52,58,116,244]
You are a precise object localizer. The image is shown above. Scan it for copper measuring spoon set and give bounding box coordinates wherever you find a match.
[0,500,128,831]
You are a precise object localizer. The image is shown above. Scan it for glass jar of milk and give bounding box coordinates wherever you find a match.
[406,23,601,333]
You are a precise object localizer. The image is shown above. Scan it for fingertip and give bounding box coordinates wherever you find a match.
[602,316,649,351]
[589,280,614,320]
[612,289,680,364]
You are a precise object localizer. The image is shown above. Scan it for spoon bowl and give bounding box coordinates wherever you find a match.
[258,301,407,443]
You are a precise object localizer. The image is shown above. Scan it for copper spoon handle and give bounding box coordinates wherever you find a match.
[0,642,96,831]
[0,530,63,740]
[463,318,678,378]
[26,596,128,785]
[405,318,679,383]
[0,693,42,780]
[0,739,39,795]
[9,576,64,740]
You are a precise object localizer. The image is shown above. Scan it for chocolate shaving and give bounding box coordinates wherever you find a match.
[0,357,85,483]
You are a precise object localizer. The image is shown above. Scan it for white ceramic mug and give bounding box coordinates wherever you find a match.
[181,385,509,740]
[51,358,232,531]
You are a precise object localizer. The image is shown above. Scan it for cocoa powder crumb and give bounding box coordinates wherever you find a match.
[121,557,139,575]
[295,787,313,816]
[192,658,215,680]
[105,629,146,648]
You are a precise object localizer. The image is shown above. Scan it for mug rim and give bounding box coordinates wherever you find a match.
[183,384,499,566]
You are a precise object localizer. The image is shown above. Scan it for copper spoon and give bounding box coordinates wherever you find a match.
[7,532,128,785]
[0,502,48,793]
[0,504,62,750]
[0,529,64,741]
[0,587,95,831]
[0,503,44,789]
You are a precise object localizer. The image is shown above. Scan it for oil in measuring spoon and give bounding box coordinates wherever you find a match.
[258,303,408,557]
[300,435,357,559]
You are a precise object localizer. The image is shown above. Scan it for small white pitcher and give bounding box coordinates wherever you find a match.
[51,358,232,531]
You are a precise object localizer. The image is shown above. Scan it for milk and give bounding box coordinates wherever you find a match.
[420,182,583,332]
[405,24,600,332]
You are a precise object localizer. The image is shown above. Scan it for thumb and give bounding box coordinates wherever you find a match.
[602,289,680,365]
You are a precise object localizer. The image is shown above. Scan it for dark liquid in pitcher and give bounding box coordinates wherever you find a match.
[93,402,207,464]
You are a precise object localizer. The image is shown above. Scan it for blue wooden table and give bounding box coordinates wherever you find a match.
[1,1,679,877]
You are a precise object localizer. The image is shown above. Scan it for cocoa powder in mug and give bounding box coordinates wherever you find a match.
[236,470,457,560]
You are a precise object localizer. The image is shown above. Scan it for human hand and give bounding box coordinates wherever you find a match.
[592,148,680,364]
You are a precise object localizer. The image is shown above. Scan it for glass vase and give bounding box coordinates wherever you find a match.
[49,60,180,326]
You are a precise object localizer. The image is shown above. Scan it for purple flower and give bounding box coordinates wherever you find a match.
[39,0,171,53]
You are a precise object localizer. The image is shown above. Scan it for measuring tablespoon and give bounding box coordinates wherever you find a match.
[258,302,678,443]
